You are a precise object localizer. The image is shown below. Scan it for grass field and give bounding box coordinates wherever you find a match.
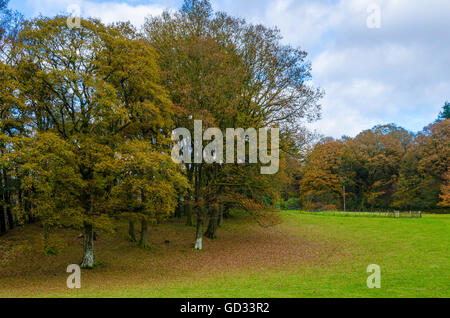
[0,211,449,298]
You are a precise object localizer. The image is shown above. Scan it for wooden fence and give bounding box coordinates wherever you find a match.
[297,210,423,218]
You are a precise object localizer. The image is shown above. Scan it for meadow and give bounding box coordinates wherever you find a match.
[0,211,448,298]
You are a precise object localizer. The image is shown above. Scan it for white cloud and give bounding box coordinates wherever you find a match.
[81,1,164,26]
[15,0,450,137]
[255,0,450,137]
[22,0,165,27]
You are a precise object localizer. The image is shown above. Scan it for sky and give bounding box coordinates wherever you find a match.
[7,0,450,138]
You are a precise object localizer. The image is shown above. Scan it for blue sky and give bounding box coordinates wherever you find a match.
[8,0,450,138]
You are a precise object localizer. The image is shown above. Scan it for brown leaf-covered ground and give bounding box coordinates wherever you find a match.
[0,213,349,297]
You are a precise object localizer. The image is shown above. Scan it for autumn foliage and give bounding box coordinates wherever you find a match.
[299,122,449,211]
[0,0,448,270]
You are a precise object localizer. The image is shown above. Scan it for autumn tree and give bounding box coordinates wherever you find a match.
[299,125,415,210]
[0,0,23,235]
[409,120,449,209]
[145,0,322,247]
[299,122,449,212]
[109,140,189,248]
[0,62,23,234]
[299,138,348,210]
[438,169,450,207]
[13,17,177,267]
[347,125,413,209]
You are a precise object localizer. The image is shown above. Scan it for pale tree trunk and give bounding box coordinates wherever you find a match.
[80,223,95,269]
[128,220,137,242]
[139,219,150,249]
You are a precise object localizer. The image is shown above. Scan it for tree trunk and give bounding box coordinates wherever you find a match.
[43,223,55,255]
[194,213,203,250]
[0,174,5,235]
[21,190,34,224]
[139,219,150,249]
[2,170,13,230]
[80,223,96,269]
[175,202,182,218]
[26,200,34,223]
[185,203,193,227]
[218,204,224,227]
[205,206,219,239]
[0,206,6,235]
[128,220,137,242]
[6,205,14,230]
[223,204,231,219]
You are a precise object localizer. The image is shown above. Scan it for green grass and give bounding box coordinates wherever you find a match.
[1,212,449,298]
[296,210,422,218]
[128,212,449,298]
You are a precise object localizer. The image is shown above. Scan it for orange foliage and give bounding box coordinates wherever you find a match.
[439,170,450,207]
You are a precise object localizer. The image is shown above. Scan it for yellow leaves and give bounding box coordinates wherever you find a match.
[10,132,87,225]
[15,16,175,144]
[107,138,189,222]
[88,214,115,234]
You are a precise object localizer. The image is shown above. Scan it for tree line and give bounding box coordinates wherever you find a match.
[296,105,449,212]
[0,0,322,268]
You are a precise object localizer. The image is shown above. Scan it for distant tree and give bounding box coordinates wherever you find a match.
[389,120,449,210]
[438,101,450,121]
[393,147,424,209]
[351,125,413,209]
[439,170,450,207]
[414,120,450,208]
[299,125,421,211]
[299,139,347,210]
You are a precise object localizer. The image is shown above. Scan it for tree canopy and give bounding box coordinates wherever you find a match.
[298,121,449,211]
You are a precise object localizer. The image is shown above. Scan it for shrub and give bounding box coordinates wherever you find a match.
[323,204,337,211]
